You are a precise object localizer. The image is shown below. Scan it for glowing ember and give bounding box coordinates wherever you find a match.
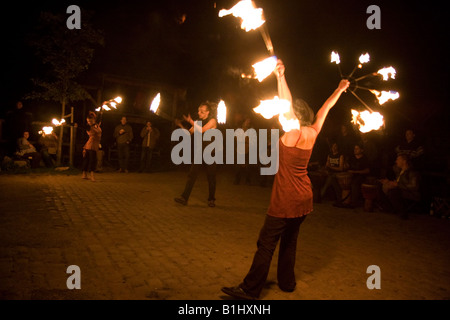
[52,118,66,126]
[113,96,122,104]
[217,100,227,124]
[252,56,277,82]
[331,51,341,64]
[219,0,265,31]
[253,96,290,120]
[370,89,400,105]
[150,93,161,113]
[351,109,384,133]
[377,66,396,80]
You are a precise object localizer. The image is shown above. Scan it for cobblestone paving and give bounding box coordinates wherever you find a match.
[1,170,449,300]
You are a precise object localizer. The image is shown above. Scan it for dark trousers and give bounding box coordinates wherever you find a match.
[386,188,412,219]
[139,147,154,172]
[350,174,366,205]
[82,150,97,172]
[241,214,307,298]
[117,143,130,170]
[181,163,216,201]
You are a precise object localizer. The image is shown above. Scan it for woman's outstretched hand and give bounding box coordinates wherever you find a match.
[338,79,350,92]
[274,59,285,78]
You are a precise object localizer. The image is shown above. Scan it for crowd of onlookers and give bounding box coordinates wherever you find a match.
[306,124,426,219]
[0,101,161,174]
[1,101,445,219]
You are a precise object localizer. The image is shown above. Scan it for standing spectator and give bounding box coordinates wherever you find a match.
[16,131,41,168]
[395,129,424,170]
[139,121,160,173]
[81,112,102,182]
[113,116,133,173]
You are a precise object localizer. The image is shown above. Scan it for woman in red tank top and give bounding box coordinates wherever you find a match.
[222,60,349,300]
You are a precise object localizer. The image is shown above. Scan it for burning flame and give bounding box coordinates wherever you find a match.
[370,90,400,105]
[150,93,161,113]
[253,97,299,131]
[377,67,396,81]
[359,53,370,64]
[358,53,370,68]
[217,100,227,124]
[253,97,290,120]
[331,51,340,64]
[252,56,277,82]
[96,96,123,112]
[351,109,384,133]
[219,0,265,31]
[52,118,65,126]
[39,126,54,135]
[278,113,300,132]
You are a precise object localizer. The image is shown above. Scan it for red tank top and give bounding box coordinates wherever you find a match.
[267,138,313,218]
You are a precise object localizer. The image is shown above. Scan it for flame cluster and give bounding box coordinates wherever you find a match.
[330,51,400,133]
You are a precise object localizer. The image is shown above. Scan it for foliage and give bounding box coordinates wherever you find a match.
[26,10,104,104]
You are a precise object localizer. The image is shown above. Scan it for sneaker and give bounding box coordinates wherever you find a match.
[208,200,215,207]
[174,197,187,205]
[221,286,257,300]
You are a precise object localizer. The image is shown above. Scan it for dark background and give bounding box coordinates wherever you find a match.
[0,0,448,158]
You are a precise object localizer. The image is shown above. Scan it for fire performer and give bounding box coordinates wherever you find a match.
[174,101,218,207]
[222,60,349,300]
[81,111,101,182]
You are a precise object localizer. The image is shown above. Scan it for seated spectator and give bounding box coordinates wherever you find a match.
[16,131,41,168]
[320,142,345,201]
[38,131,58,168]
[395,128,424,170]
[379,154,421,219]
[335,144,370,208]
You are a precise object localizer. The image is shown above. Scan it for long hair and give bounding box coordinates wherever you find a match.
[293,98,314,126]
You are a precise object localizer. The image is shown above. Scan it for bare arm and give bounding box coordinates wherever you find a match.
[275,60,294,120]
[191,118,217,133]
[311,80,350,133]
[177,115,217,134]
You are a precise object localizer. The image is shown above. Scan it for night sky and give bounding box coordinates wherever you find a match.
[1,0,448,136]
